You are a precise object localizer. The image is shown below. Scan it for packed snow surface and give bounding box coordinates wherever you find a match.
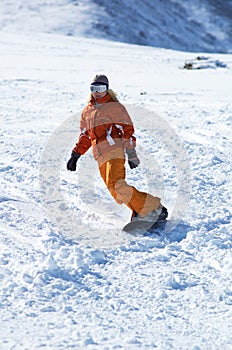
[0,1,232,349]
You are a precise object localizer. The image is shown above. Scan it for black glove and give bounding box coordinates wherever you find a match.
[126,148,140,169]
[67,152,81,171]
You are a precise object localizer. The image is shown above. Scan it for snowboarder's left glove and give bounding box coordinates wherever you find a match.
[67,152,81,171]
[126,148,140,169]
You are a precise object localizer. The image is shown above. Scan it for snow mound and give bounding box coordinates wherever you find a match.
[183,56,228,70]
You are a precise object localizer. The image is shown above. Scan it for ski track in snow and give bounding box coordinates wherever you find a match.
[0,31,232,349]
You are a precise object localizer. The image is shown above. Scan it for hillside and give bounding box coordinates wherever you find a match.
[0,0,232,52]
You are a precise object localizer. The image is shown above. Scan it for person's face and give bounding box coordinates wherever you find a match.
[92,90,107,99]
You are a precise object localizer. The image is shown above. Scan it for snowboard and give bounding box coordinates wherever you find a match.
[123,219,167,236]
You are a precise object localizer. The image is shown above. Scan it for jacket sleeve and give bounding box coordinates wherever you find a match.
[72,113,92,155]
[114,104,136,150]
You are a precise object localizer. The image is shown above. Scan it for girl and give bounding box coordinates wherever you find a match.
[67,74,168,223]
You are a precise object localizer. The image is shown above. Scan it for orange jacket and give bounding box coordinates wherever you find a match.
[73,93,136,160]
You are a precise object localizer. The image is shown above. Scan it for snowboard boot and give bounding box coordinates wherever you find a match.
[131,210,139,221]
[157,205,168,221]
[131,204,168,223]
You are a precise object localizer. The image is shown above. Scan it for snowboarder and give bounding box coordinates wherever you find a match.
[67,74,168,224]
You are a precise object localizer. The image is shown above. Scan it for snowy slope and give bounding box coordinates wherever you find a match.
[0,0,232,53]
[1,0,232,349]
[0,29,232,349]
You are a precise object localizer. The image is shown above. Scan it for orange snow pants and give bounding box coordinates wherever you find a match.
[98,149,160,217]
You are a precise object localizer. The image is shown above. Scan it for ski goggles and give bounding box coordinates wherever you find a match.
[90,84,107,93]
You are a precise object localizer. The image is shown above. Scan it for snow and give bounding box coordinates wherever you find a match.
[1,0,232,53]
[0,1,232,349]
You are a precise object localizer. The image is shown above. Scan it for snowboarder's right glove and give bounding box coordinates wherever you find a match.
[67,152,81,171]
[126,148,140,169]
